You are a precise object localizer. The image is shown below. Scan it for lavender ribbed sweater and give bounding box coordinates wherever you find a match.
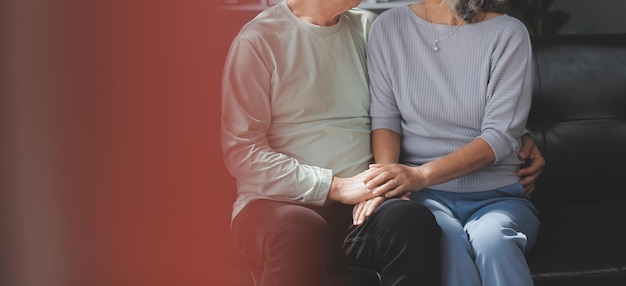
[368,6,534,192]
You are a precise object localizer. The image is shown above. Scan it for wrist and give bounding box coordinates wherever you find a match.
[411,166,429,190]
[328,176,342,202]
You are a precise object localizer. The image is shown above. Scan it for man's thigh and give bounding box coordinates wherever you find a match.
[232,199,351,268]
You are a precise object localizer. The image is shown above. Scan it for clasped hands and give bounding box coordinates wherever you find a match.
[351,163,422,226]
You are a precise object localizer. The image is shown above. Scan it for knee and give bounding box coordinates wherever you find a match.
[375,199,441,238]
[471,227,528,257]
[267,205,331,244]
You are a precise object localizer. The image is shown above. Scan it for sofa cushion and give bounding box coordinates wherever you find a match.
[527,200,626,285]
[527,34,626,206]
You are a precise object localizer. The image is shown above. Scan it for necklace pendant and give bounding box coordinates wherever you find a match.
[433,40,439,52]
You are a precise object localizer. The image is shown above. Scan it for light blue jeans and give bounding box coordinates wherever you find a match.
[410,183,540,286]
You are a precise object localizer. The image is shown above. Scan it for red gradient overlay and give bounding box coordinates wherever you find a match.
[1,1,254,285]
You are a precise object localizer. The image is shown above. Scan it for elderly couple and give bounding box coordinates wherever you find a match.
[221,0,542,285]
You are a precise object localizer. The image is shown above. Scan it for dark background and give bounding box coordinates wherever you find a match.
[550,0,626,34]
[1,1,623,286]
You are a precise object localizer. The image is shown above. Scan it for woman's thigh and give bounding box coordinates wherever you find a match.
[463,184,540,252]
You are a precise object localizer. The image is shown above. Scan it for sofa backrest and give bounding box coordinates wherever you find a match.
[527,34,626,206]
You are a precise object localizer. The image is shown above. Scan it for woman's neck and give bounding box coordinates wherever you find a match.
[416,0,463,26]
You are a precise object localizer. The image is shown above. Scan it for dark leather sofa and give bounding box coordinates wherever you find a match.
[525,33,626,286]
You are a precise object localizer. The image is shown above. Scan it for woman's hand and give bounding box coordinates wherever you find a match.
[352,196,385,226]
[352,192,411,226]
[364,163,426,199]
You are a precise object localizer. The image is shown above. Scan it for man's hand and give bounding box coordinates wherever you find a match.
[518,134,546,194]
[328,169,377,205]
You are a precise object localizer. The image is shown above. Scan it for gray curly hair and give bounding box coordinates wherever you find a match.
[448,0,507,23]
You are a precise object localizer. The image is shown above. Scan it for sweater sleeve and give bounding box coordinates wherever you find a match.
[367,19,402,134]
[221,36,331,206]
[478,23,534,164]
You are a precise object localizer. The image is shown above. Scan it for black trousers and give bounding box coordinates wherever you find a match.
[231,198,441,286]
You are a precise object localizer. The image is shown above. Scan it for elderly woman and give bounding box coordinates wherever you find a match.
[359,0,540,285]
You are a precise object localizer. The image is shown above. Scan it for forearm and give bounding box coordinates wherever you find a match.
[419,138,495,187]
[372,128,401,164]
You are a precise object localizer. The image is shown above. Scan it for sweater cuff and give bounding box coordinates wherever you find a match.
[314,168,334,206]
[371,117,402,134]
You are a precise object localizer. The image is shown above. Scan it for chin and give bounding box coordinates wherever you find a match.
[349,0,362,8]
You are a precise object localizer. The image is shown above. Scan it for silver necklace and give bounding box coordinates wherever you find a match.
[424,6,460,52]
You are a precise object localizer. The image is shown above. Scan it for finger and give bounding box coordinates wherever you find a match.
[352,202,361,217]
[367,172,391,194]
[352,202,360,217]
[517,165,535,177]
[530,144,544,159]
[400,192,411,200]
[354,208,364,226]
[363,168,386,186]
[519,175,534,188]
[528,147,546,168]
[353,202,365,225]
[532,155,546,169]
[364,197,385,218]
[361,168,375,184]
[384,183,405,198]
[373,176,399,196]
[518,136,533,160]
[355,199,374,225]
[517,160,541,177]
[524,184,535,194]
